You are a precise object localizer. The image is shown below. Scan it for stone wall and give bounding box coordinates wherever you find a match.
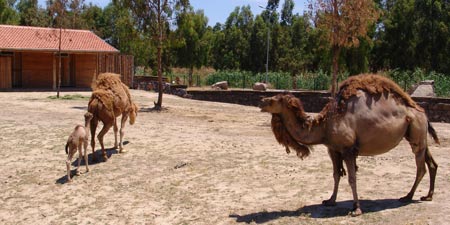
[187,89,450,123]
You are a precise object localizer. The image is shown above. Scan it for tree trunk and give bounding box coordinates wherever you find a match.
[188,66,193,87]
[57,26,62,98]
[331,44,340,98]
[154,0,163,110]
[291,70,297,90]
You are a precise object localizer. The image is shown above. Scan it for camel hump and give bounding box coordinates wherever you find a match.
[337,74,419,109]
[90,89,115,112]
[92,73,122,90]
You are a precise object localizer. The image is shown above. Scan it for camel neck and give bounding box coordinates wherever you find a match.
[280,110,325,145]
[84,120,91,135]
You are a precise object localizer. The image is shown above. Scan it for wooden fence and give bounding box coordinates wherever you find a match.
[97,54,134,87]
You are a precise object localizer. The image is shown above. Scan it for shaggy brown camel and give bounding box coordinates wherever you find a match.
[65,112,93,182]
[88,73,138,162]
[260,74,439,216]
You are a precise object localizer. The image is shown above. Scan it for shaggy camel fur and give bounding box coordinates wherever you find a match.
[65,112,93,182]
[260,74,439,216]
[88,73,138,162]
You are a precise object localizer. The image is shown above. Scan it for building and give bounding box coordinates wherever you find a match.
[0,25,133,89]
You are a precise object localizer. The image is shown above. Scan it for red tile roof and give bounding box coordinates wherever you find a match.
[0,25,119,53]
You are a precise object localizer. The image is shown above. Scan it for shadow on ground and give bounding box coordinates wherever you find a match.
[229,199,417,223]
[72,106,88,111]
[56,143,129,184]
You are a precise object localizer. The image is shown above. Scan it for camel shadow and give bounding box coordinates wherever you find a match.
[229,199,418,223]
[56,147,120,184]
[56,169,83,184]
[68,141,130,167]
[72,106,88,111]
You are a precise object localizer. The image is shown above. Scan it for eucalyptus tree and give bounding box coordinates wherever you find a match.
[309,0,379,96]
[126,0,189,110]
[174,7,209,86]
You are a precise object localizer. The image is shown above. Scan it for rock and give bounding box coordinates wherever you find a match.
[411,80,435,97]
[211,81,228,90]
[252,82,268,91]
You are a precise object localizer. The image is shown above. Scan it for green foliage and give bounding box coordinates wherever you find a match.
[0,0,19,24]
[388,68,450,97]
[205,70,349,91]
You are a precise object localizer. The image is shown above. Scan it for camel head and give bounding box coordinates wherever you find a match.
[260,94,313,159]
[129,103,138,125]
[259,94,309,119]
[84,112,94,121]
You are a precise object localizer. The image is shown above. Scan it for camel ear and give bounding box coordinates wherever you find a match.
[287,97,302,110]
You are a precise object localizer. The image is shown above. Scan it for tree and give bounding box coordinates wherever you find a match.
[281,0,294,26]
[174,8,209,86]
[48,0,69,98]
[16,0,50,26]
[0,0,19,24]
[219,6,254,71]
[127,0,189,110]
[249,15,268,73]
[309,0,379,97]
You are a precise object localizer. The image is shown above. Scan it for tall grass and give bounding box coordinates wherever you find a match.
[205,70,349,91]
[388,68,450,97]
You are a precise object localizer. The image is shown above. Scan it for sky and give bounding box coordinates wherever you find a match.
[38,0,308,27]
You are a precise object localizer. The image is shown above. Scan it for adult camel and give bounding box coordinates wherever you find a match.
[88,73,138,162]
[259,74,439,216]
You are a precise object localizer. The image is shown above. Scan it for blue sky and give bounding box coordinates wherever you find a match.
[38,0,308,26]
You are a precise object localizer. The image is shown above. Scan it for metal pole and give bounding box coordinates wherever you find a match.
[259,5,270,83]
[266,23,269,83]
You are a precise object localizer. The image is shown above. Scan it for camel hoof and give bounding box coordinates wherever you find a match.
[349,208,362,217]
[75,170,81,176]
[322,199,337,207]
[67,179,72,183]
[119,148,128,153]
[420,196,433,201]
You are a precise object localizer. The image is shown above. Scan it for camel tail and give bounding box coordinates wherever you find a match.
[88,97,99,118]
[428,121,440,145]
[65,142,69,155]
[129,103,137,125]
[129,112,136,125]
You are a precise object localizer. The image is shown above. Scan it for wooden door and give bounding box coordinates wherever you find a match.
[0,56,12,89]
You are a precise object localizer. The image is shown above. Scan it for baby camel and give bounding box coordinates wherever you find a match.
[65,112,93,182]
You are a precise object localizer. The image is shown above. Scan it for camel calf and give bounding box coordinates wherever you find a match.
[65,112,93,182]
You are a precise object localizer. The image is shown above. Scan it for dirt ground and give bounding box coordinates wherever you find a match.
[0,90,449,225]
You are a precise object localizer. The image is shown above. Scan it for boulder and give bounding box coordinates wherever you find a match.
[410,80,435,97]
[252,82,268,91]
[211,81,228,90]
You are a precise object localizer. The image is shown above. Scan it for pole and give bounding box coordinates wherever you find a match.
[265,23,269,83]
[259,5,271,83]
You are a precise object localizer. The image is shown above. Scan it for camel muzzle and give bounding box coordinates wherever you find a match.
[259,98,271,112]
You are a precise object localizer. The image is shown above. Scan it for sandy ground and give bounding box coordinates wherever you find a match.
[0,90,450,225]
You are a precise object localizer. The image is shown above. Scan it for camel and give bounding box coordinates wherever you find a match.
[259,74,440,216]
[65,112,93,182]
[88,73,138,162]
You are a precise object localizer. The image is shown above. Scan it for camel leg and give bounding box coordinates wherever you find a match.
[76,144,82,176]
[98,122,113,162]
[66,146,75,182]
[90,118,99,162]
[119,113,129,153]
[400,148,427,202]
[323,150,345,206]
[113,117,119,149]
[420,147,437,201]
[344,153,362,216]
[83,139,89,173]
